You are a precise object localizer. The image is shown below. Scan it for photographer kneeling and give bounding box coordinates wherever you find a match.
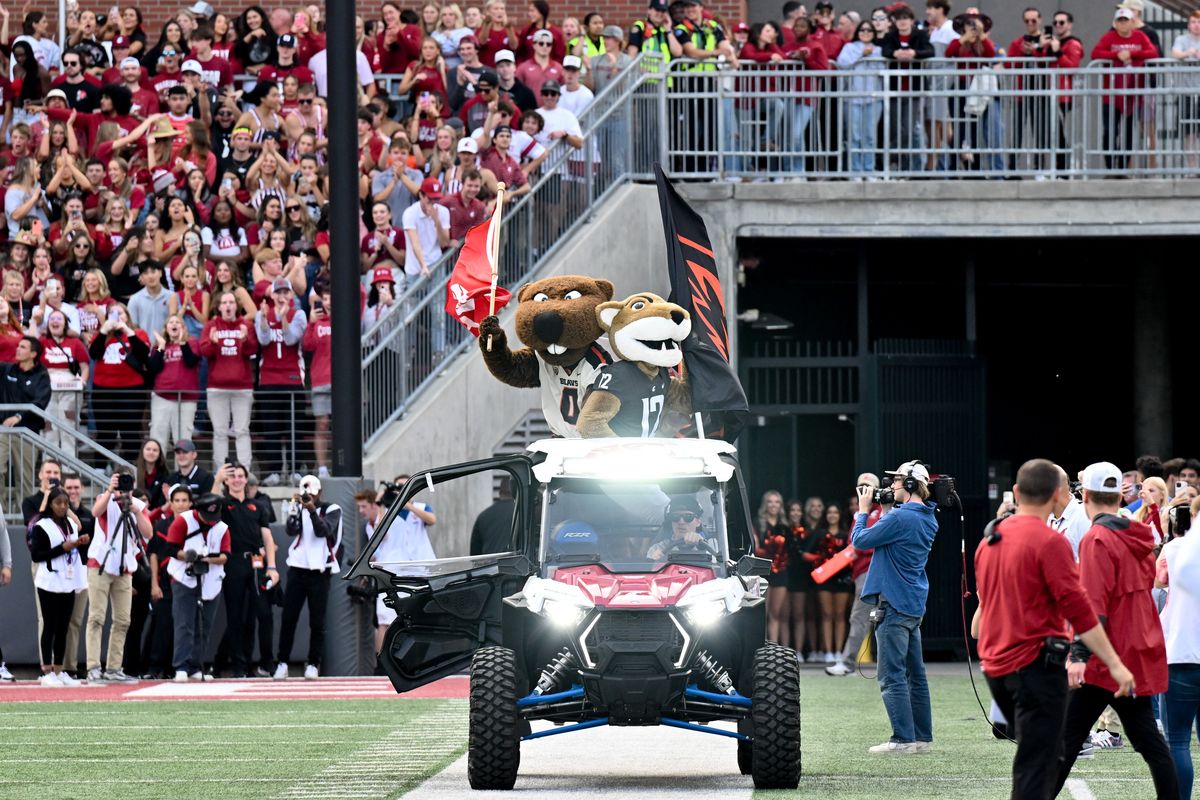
[164,494,230,682]
[274,475,342,680]
[86,471,153,685]
[850,460,938,754]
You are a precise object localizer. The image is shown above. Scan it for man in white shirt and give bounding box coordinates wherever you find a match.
[559,55,594,117]
[363,478,437,654]
[309,48,376,99]
[1047,466,1091,561]
[401,179,452,280]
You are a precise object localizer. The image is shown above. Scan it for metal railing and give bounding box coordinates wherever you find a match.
[359,53,665,447]
[663,57,1200,180]
[1,404,132,524]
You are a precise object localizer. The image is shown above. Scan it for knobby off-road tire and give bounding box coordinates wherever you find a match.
[751,643,802,789]
[468,646,521,790]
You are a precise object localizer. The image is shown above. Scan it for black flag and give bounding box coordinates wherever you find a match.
[655,163,748,443]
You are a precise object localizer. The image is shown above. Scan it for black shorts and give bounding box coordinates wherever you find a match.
[819,578,854,594]
[787,565,814,593]
[767,570,789,588]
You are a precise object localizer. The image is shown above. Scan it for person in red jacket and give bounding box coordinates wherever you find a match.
[1093,8,1159,171]
[87,304,151,460]
[199,291,257,469]
[302,286,332,477]
[253,278,307,485]
[1051,461,1178,798]
[972,459,1135,800]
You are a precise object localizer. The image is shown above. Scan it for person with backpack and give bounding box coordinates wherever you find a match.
[273,474,342,680]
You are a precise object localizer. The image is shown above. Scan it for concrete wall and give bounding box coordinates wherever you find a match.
[364,183,670,557]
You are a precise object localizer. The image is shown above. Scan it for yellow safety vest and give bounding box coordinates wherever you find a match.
[568,35,606,59]
[632,19,673,84]
[674,19,718,72]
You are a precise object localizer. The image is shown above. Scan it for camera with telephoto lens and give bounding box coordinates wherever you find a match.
[301,493,313,505]
[116,473,135,492]
[183,550,210,577]
[872,487,895,505]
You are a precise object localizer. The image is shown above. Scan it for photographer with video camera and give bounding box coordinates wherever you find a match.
[972,459,1136,800]
[1051,461,1177,798]
[850,460,937,754]
[273,475,342,681]
[85,470,153,684]
[164,493,230,682]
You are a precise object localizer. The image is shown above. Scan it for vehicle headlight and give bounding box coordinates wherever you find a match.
[543,598,589,628]
[517,576,595,630]
[682,599,727,628]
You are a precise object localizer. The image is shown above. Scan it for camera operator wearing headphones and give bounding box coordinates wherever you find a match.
[274,475,343,681]
[164,493,230,682]
[85,470,153,685]
[1050,461,1177,798]
[972,459,1135,800]
[850,460,938,754]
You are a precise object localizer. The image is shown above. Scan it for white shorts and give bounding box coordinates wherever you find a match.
[376,595,397,626]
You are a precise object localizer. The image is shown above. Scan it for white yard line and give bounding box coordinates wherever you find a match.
[277,703,468,800]
[1066,778,1098,800]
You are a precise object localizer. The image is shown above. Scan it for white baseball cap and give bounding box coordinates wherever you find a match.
[884,460,930,485]
[457,137,478,153]
[563,54,582,69]
[299,474,322,494]
[120,56,141,70]
[182,59,203,74]
[1081,462,1122,493]
[494,48,516,63]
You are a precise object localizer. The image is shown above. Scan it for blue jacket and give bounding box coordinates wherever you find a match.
[850,501,938,618]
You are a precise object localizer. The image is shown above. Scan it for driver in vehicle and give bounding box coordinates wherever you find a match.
[646,496,718,561]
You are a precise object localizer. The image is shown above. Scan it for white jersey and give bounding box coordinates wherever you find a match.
[539,342,612,438]
[374,503,436,564]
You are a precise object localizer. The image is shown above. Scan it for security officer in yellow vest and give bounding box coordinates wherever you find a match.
[671,0,738,172]
[568,12,607,59]
[627,0,676,60]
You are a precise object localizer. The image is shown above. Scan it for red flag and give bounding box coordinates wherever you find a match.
[446,218,511,337]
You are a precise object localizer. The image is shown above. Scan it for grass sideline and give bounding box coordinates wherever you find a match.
[0,674,1194,800]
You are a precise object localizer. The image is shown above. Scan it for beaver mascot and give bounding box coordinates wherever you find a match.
[575,293,692,438]
[478,275,615,438]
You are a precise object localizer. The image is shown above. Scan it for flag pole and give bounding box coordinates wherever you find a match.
[486,182,506,352]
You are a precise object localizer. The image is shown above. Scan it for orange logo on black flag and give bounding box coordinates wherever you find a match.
[655,164,748,443]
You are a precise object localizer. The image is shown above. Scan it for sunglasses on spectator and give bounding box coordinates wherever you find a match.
[669,512,698,523]
[287,205,302,212]
[298,98,314,105]
[534,40,552,46]
[1053,19,1069,24]
[64,59,81,67]
[871,13,887,20]
[163,49,178,56]
[541,90,559,96]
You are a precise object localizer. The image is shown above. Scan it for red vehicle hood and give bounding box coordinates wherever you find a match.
[552,564,716,608]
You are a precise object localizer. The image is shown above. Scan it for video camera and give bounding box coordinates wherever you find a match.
[183,549,210,578]
[872,487,895,505]
[380,481,402,507]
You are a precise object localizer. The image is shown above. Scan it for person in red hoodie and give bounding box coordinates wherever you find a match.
[973,459,1134,800]
[253,278,308,486]
[199,291,257,470]
[1052,461,1178,798]
[87,304,151,460]
[302,286,332,477]
[1093,8,1159,171]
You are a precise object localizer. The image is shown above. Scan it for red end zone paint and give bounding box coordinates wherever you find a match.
[0,675,469,703]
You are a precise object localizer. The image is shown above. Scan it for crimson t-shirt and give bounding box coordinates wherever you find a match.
[974,514,1099,678]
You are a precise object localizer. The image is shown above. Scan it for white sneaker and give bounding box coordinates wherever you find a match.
[40,672,64,687]
[317,466,330,478]
[174,671,189,683]
[273,663,288,680]
[304,664,319,680]
[189,672,203,682]
[868,741,920,754]
[909,741,931,753]
[102,669,139,684]
[57,671,81,687]
[86,668,104,683]
[824,651,837,663]
[825,661,853,677]
[0,663,14,682]
[806,652,823,664]
[290,472,303,485]
[263,473,282,487]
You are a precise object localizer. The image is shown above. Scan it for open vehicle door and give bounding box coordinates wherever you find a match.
[344,454,537,692]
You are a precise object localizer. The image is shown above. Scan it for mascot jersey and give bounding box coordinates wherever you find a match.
[583,360,667,437]
[541,343,612,438]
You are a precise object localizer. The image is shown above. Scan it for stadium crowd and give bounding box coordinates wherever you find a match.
[1,0,1197,486]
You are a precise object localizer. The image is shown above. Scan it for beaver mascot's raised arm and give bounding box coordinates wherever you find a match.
[576,293,692,439]
[477,276,615,438]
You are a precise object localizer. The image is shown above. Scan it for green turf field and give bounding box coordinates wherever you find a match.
[0,673,1194,800]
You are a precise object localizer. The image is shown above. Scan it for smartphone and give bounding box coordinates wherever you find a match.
[70,208,82,220]
[1043,25,1053,36]
[1002,491,1014,506]
[1177,480,1188,496]
[221,177,233,191]
[313,299,324,312]
[107,308,120,323]
[420,91,431,103]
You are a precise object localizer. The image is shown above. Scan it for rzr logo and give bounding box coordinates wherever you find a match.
[560,531,593,539]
